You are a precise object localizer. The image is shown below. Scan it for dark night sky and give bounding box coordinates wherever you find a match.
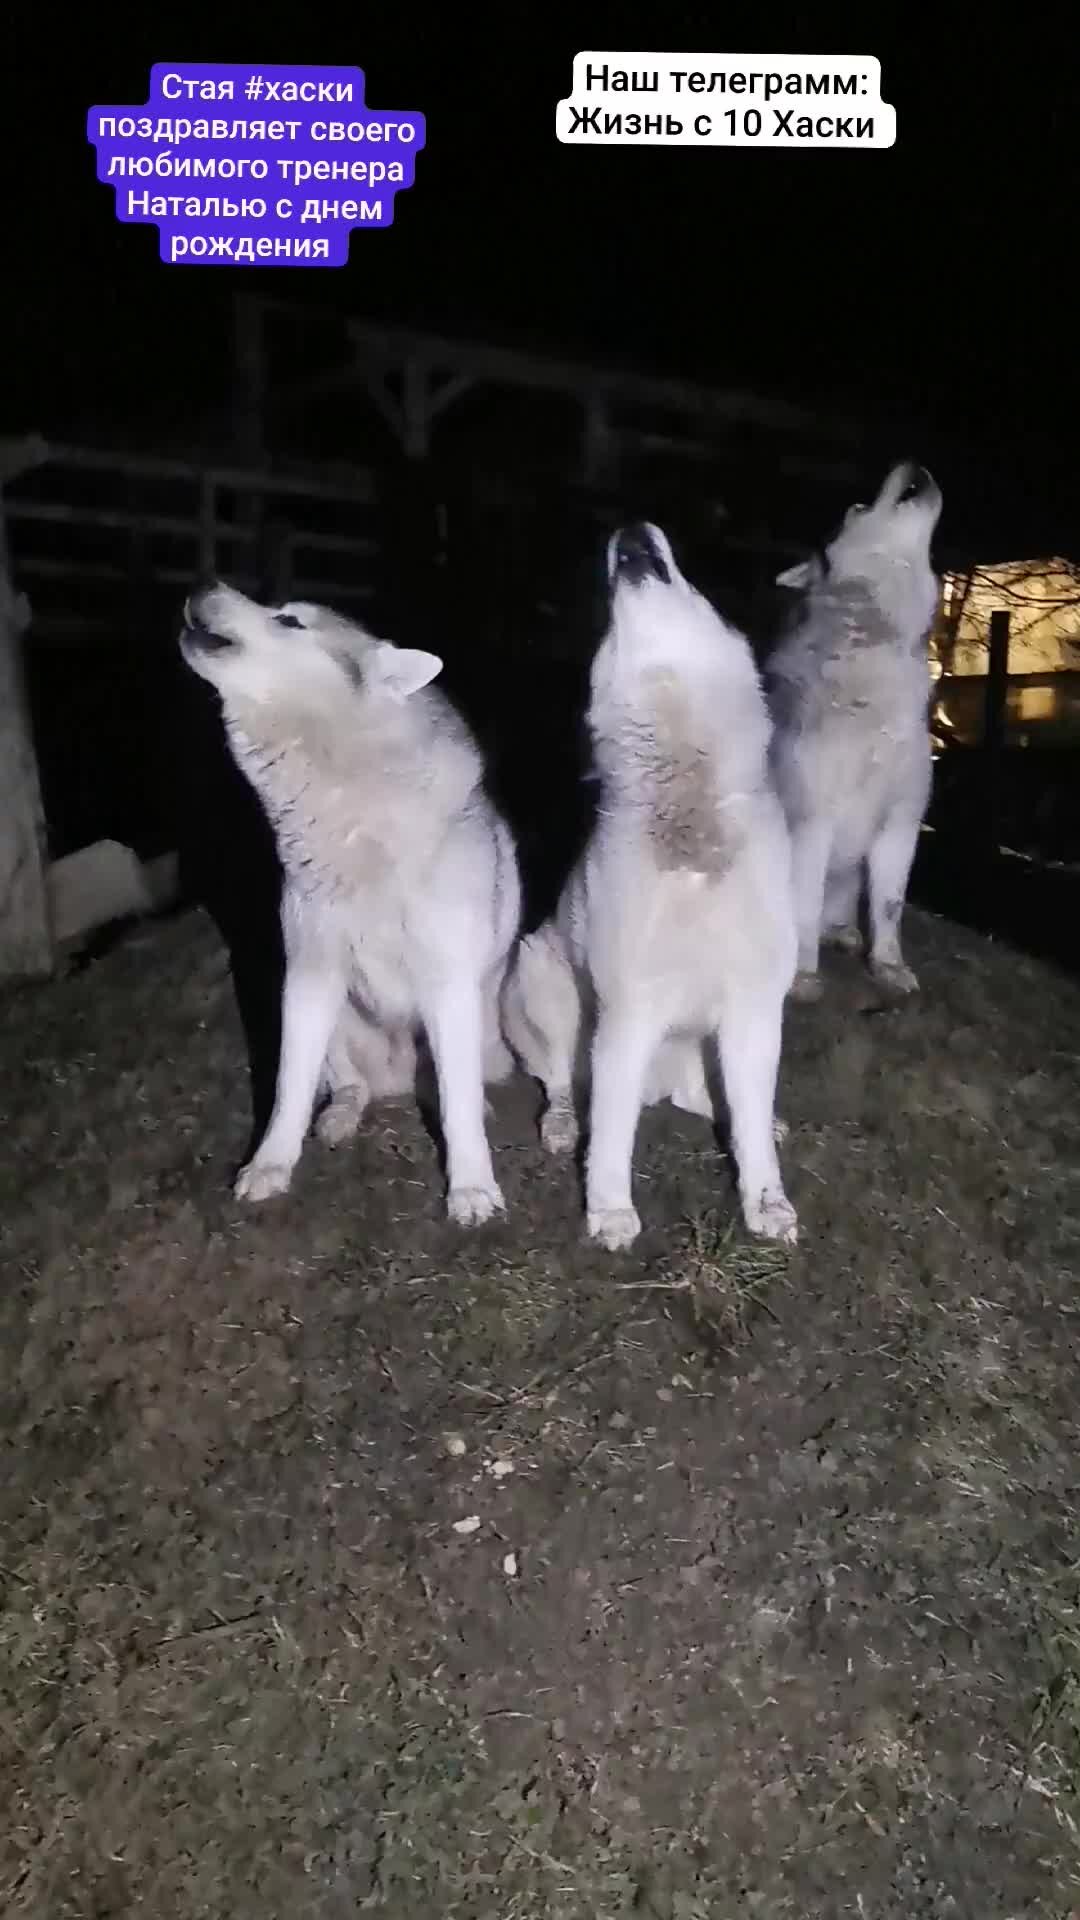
[5,12,1080,555]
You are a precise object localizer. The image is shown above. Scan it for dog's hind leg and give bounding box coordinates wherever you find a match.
[787,818,832,1002]
[501,928,582,1154]
[715,986,798,1245]
[645,1037,712,1120]
[482,965,516,1087]
[821,859,863,953]
[867,805,923,997]
[484,822,523,1091]
[317,1009,372,1147]
[646,1037,789,1143]
[316,1003,415,1146]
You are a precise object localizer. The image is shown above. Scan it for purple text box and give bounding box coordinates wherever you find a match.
[88,64,425,266]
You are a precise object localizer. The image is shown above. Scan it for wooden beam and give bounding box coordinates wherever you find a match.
[16,557,376,595]
[982,608,1010,855]
[343,317,858,441]
[198,473,216,578]
[232,297,266,462]
[582,393,615,487]
[0,435,49,485]
[252,295,858,455]
[5,500,378,558]
[776,451,862,485]
[20,442,377,505]
[263,521,295,604]
[273,344,435,432]
[618,428,723,462]
[984,609,1010,757]
[361,369,409,446]
[254,289,853,435]
[0,501,53,979]
[426,372,474,420]
[232,297,269,590]
[269,357,368,414]
[401,359,429,459]
[355,359,473,458]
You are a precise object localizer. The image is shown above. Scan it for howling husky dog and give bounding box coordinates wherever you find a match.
[767,460,943,1002]
[501,524,798,1253]
[180,584,520,1225]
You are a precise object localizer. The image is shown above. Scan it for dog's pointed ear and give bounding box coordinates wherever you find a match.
[369,642,443,699]
[775,554,823,591]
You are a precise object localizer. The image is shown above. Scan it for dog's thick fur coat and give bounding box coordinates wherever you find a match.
[180,585,520,1224]
[501,524,798,1253]
[767,460,943,1001]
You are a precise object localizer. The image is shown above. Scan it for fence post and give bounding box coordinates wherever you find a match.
[0,481,54,980]
[232,294,267,595]
[262,520,293,604]
[381,455,441,644]
[197,472,216,579]
[983,607,1010,855]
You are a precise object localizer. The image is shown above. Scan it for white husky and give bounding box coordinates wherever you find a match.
[767,460,943,1002]
[180,584,520,1225]
[501,523,798,1254]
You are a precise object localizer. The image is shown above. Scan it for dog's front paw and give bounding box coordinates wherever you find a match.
[447,1183,505,1227]
[587,1206,641,1253]
[773,1117,789,1145]
[743,1185,798,1246]
[315,1090,367,1147]
[234,1158,295,1203]
[870,959,919,999]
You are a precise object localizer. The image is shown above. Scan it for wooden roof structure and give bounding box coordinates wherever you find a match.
[231,293,864,488]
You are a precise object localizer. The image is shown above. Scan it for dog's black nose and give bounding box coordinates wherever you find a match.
[183,578,227,629]
[180,579,237,652]
[897,463,935,502]
[613,523,671,586]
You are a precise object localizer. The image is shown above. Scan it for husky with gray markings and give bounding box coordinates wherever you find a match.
[501,523,798,1254]
[767,460,943,1003]
[180,583,520,1225]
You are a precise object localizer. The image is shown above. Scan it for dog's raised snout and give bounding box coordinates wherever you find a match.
[180,578,238,654]
[184,578,221,625]
[613,523,671,586]
[895,462,936,503]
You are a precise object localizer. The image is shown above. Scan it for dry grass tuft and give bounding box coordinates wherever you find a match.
[649,1206,793,1358]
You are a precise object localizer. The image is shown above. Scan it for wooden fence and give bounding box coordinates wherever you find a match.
[0,435,383,979]
[6,440,379,606]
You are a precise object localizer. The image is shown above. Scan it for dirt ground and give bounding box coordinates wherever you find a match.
[2,905,1080,1917]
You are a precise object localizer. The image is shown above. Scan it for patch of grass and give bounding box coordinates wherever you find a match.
[1026,1566,1080,1849]
[648,1207,793,1359]
[5,905,1080,1912]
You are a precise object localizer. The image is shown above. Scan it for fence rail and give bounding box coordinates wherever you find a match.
[19,439,378,501]
[10,502,379,554]
[5,442,381,611]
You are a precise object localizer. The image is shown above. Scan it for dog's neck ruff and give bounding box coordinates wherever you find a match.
[588,658,770,878]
